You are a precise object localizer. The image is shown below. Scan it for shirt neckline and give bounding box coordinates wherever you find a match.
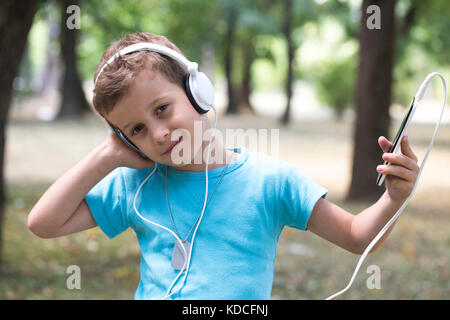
[155,146,248,180]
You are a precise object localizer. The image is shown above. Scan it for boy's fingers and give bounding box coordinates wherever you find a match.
[377,163,416,182]
[378,136,393,153]
[401,135,418,162]
[382,152,418,172]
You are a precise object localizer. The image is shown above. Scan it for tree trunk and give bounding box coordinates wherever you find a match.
[224,8,238,115]
[281,0,294,125]
[346,0,397,202]
[0,0,38,266]
[37,1,60,95]
[238,41,255,114]
[56,0,90,120]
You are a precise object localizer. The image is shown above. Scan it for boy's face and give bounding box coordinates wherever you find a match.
[105,68,209,170]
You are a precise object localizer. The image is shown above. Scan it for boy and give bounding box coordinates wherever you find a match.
[28,32,419,299]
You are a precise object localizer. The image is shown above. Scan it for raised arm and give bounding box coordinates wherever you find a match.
[306,136,419,254]
[27,134,154,238]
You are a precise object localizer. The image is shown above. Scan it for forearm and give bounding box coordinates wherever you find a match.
[28,143,118,236]
[351,191,403,253]
[308,136,418,255]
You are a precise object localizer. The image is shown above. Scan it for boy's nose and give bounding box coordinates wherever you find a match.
[151,124,171,145]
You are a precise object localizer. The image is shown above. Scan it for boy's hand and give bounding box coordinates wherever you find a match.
[103,133,155,169]
[377,135,419,204]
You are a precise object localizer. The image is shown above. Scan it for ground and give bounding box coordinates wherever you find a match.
[1,111,448,299]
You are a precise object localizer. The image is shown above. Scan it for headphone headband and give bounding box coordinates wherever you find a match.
[94,42,198,85]
[95,41,214,116]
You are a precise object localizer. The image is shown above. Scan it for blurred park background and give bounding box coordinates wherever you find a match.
[0,0,449,299]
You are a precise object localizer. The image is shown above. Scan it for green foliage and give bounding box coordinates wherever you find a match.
[20,0,450,104]
[409,0,450,64]
[164,0,218,60]
[314,55,357,118]
[77,0,165,80]
[392,0,450,107]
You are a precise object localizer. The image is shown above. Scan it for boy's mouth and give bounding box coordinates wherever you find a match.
[162,136,182,155]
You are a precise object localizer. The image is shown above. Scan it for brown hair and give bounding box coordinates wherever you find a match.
[92,32,187,117]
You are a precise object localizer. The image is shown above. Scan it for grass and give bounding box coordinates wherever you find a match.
[1,113,449,299]
[2,183,140,299]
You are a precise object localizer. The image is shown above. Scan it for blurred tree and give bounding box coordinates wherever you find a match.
[315,55,357,120]
[164,0,217,60]
[345,0,449,201]
[166,0,281,116]
[391,0,422,107]
[236,35,256,113]
[36,1,60,95]
[279,0,318,124]
[163,0,219,106]
[163,0,280,116]
[280,0,294,124]
[298,1,357,121]
[220,0,239,115]
[232,0,278,114]
[0,0,38,265]
[391,0,449,106]
[56,0,90,119]
[216,0,276,115]
[221,0,320,122]
[78,0,156,82]
[347,0,397,202]
[163,0,270,115]
[396,0,449,65]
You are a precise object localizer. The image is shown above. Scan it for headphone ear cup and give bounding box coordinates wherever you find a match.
[184,72,214,114]
[184,74,205,114]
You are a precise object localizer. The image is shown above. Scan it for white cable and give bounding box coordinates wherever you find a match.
[164,105,218,299]
[326,72,447,300]
[132,106,218,300]
[132,163,189,299]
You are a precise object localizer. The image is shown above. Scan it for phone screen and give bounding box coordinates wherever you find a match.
[390,97,415,153]
[376,97,415,185]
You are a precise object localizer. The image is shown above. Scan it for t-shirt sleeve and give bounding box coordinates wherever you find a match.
[278,164,328,231]
[84,167,130,239]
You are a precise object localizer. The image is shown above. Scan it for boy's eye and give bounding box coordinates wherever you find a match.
[129,105,168,137]
[130,124,144,137]
[156,104,168,115]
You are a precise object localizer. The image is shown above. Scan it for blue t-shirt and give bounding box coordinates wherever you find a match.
[85,146,327,299]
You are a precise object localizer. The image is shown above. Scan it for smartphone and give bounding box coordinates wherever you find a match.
[376,97,417,186]
[105,119,150,159]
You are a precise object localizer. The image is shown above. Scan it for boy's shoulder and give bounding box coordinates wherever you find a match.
[246,148,299,175]
[102,165,156,191]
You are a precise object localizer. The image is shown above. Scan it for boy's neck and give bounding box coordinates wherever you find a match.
[171,141,238,172]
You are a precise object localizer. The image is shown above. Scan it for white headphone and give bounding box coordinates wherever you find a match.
[94,42,215,114]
